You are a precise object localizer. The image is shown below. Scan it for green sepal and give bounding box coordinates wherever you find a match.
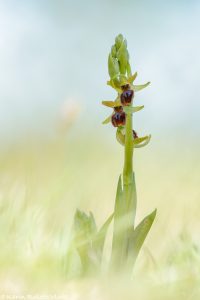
[102,99,121,108]
[107,80,115,89]
[128,209,157,266]
[123,106,144,114]
[116,127,125,145]
[133,135,150,146]
[132,81,150,92]
[102,114,112,125]
[107,80,122,93]
[134,135,151,148]
[112,74,129,88]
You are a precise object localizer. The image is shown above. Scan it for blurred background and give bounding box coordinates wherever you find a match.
[0,0,200,298]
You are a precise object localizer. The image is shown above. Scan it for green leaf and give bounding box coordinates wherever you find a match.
[94,213,114,261]
[132,81,150,92]
[128,209,157,266]
[113,175,123,228]
[102,114,112,125]
[134,135,151,148]
[73,210,97,255]
[126,172,137,229]
[123,106,144,114]
[111,175,124,267]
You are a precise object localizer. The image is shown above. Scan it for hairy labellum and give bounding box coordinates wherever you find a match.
[111,112,126,127]
[120,89,134,106]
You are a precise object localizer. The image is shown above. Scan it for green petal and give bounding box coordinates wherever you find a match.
[128,72,138,83]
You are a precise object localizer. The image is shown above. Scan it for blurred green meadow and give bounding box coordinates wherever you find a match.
[0,128,200,298]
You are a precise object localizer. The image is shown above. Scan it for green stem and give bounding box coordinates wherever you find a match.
[123,111,133,184]
[111,108,136,271]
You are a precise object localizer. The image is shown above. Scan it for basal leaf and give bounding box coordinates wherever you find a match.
[111,175,124,266]
[128,209,157,266]
[93,213,114,261]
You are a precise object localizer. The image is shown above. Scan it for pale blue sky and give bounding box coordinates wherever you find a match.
[0,0,199,141]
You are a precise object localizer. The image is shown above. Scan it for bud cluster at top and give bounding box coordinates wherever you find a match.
[108,34,132,88]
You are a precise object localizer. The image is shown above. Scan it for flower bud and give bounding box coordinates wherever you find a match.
[115,34,123,50]
[108,54,119,79]
[111,112,126,127]
[117,41,128,75]
[111,45,117,58]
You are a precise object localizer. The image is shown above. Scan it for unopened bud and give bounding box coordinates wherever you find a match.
[108,53,119,79]
[115,34,123,50]
[117,41,129,75]
[111,45,117,58]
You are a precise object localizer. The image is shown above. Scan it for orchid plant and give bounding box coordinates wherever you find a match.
[68,34,156,276]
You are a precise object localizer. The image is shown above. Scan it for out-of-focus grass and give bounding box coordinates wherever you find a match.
[0,134,200,298]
